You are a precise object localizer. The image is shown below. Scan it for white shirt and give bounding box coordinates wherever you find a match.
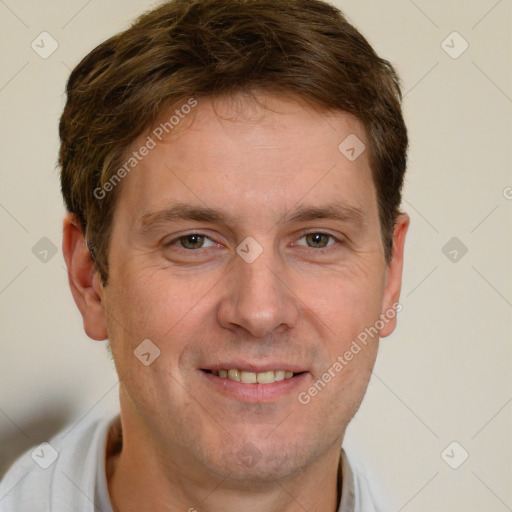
[0,413,386,511]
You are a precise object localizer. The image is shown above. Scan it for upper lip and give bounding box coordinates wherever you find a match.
[201,362,307,373]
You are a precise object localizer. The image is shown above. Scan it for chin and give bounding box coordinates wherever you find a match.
[195,432,316,484]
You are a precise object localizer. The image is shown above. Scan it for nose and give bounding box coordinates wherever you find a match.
[217,244,300,338]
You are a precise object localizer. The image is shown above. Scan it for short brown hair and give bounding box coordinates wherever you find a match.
[59,0,407,285]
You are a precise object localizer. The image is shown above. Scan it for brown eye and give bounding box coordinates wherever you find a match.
[304,233,332,248]
[179,234,206,249]
[164,233,218,252]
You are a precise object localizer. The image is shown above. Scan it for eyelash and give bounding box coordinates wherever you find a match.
[164,231,342,253]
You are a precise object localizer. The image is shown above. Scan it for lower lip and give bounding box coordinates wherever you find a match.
[199,370,309,403]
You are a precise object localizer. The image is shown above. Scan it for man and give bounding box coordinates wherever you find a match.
[0,0,409,510]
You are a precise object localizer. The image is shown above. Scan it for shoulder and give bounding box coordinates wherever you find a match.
[0,414,117,512]
[340,447,391,512]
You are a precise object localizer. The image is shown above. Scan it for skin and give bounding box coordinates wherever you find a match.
[63,92,409,512]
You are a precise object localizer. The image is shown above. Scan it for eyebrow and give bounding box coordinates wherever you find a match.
[137,201,367,233]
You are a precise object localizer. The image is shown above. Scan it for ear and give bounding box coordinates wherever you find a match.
[62,213,108,341]
[379,213,410,338]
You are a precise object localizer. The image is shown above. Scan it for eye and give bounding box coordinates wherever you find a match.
[164,231,341,253]
[166,233,217,250]
[295,232,338,249]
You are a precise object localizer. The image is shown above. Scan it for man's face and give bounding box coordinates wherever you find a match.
[98,93,406,481]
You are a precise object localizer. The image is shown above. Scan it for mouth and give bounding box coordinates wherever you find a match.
[201,368,305,384]
[199,366,309,403]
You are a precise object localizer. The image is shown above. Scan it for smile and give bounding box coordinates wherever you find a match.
[203,369,301,384]
[200,366,309,403]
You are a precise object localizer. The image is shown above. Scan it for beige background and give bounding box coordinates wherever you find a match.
[1,1,511,510]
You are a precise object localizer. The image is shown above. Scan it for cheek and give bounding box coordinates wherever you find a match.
[103,260,225,379]
[106,263,193,337]
[306,265,385,345]
[297,276,381,427]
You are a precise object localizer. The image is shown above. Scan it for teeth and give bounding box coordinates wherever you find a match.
[256,371,275,384]
[274,370,285,381]
[215,369,297,384]
[240,371,257,383]
[228,369,240,381]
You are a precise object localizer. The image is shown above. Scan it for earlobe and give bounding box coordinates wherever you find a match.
[62,213,108,341]
[379,213,410,338]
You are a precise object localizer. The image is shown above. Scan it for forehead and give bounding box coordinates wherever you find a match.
[113,92,378,230]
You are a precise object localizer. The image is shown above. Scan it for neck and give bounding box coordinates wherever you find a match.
[106,400,343,512]
[107,421,342,512]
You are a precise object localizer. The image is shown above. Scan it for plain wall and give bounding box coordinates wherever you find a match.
[0,1,511,510]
